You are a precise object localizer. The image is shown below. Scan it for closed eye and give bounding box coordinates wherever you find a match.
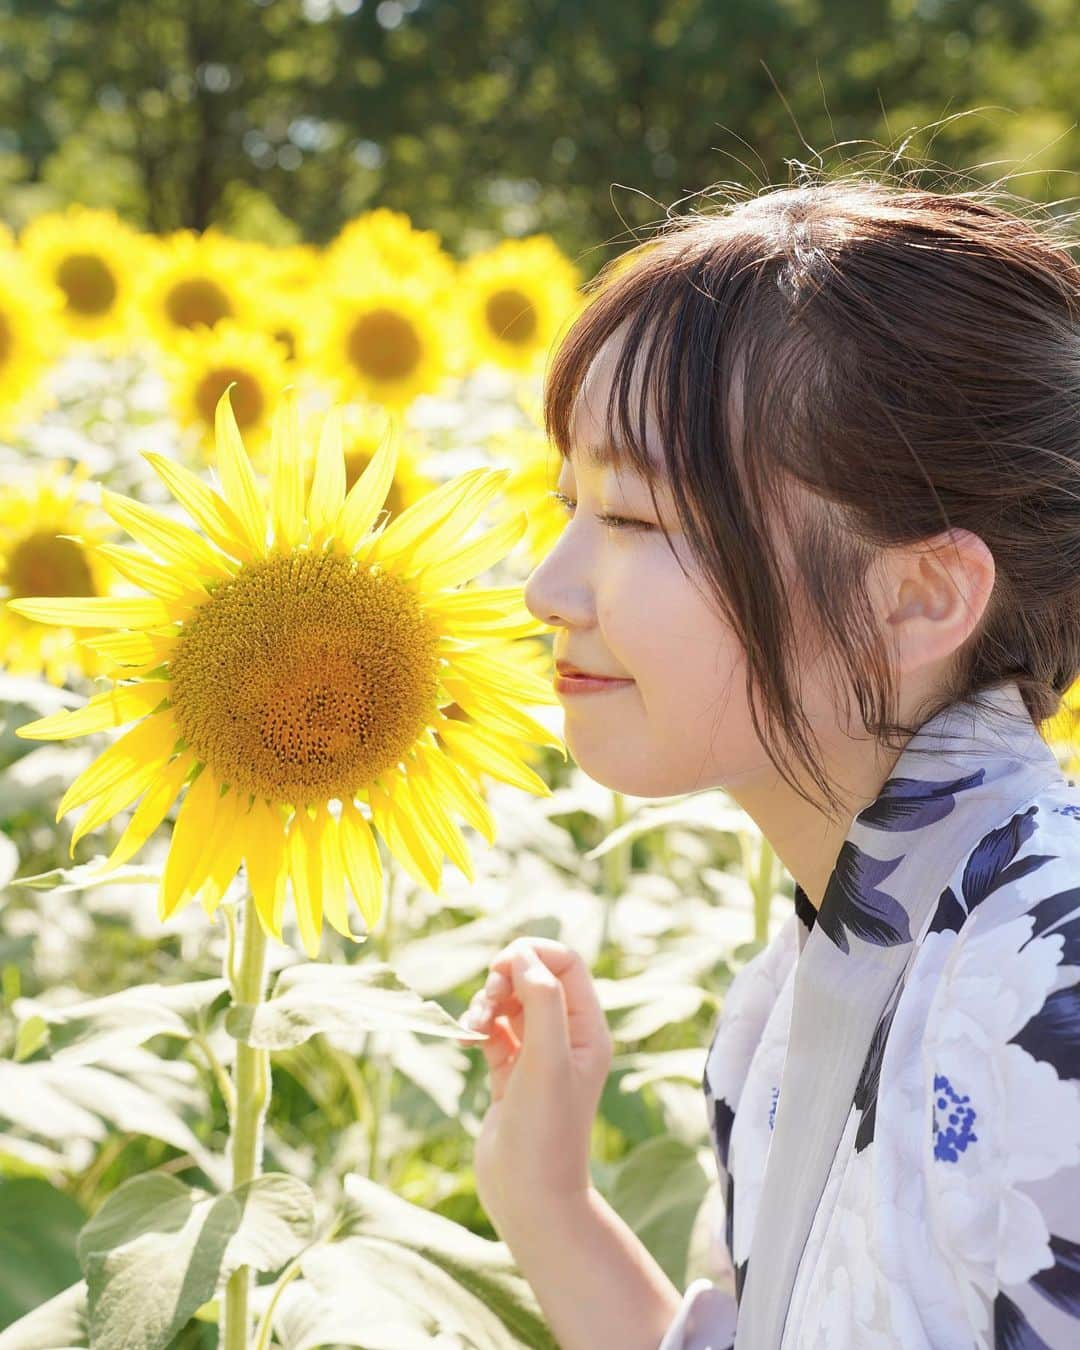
[548,490,654,532]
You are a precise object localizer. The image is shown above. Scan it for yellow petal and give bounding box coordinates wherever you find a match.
[93,751,195,872]
[86,544,206,606]
[69,754,165,856]
[439,611,552,641]
[57,711,180,819]
[100,489,235,581]
[338,799,384,931]
[446,646,558,705]
[17,682,169,741]
[434,585,541,620]
[419,742,496,845]
[6,595,174,629]
[414,512,527,591]
[435,717,552,797]
[79,629,179,672]
[403,756,475,883]
[159,767,222,921]
[334,432,399,554]
[441,678,565,752]
[364,468,503,571]
[214,388,268,556]
[143,452,256,562]
[196,790,248,918]
[269,396,304,552]
[368,775,443,893]
[286,808,324,960]
[402,472,518,574]
[314,805,363,943]
[308,407,346,548]
[242,799,288,942]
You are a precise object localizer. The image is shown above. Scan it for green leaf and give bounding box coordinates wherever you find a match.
[13,1016,49,1063]
[613,1047,709,1092]
[8,859,163,893]
[16,979,229,1064]
[272,1173,557,1350]
[226,961,483,1051]
[76,1172,315,1350]
[0,1278,88,1350]
[607,1135,711,1289]
[0,1179,85,1330]
[583,791,747,859]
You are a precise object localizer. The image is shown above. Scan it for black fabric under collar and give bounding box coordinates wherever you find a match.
[793,882,818,931]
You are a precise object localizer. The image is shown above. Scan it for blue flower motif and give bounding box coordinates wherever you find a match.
[1052,803,1080,819]
[767,1085,779,1131]
[857,769,987,833]
[933,1072,978,1162]
[818,841,909,954]
[929,805,1053,936]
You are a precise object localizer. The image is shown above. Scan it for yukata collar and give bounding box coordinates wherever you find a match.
[790,678,1064,960]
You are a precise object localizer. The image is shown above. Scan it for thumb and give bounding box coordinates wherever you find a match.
[509,943,571,1074]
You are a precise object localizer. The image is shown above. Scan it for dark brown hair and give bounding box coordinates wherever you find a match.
[543,174,1080,820]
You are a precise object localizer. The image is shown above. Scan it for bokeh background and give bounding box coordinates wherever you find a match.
[1,2,1079,1346]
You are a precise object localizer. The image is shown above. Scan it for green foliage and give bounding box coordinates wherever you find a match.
[0,1179,85,1328]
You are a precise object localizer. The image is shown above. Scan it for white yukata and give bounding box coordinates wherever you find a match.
[659,679,1080,1349]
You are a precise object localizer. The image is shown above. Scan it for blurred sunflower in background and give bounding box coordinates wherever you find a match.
[486,390,568,569]
[9,390,562,959]
[458,235,583,374]
[0,462,119,685]
[1041,685,1080,781]
[18,205,147,349]
[301,404,437,514]
[167,320,292,460]
[137,228,253,351]
[325,208,457,299]
[0,247,65,432]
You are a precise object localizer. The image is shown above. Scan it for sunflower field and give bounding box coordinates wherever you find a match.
[0,204,803,1349]
[3,202,1080,1350]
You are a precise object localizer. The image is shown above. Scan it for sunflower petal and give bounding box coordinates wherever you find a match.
[79,629,179,672]
[87,544,207,606]
[6,595,174,629]
[415,512,527,591]
[159,767,223,921]
[287,808,323,959]
[316,805,362,942]
[270,396,304,552]
[339,800,384,931]
[363,468,501,570]
[368,776,443,893]
[439,611,552,640]
[17,681,168,741]
[94,751,195,872]
[445,646,558,705]
[401,471,518,573]
[196,790,248,918]
[143,452,255,562]
[99,489,235,581]
[243,799,288,941]
[334,432,398,554]
[69,754,165,855]
[419,742,496,845]
[308,407,346,547]
[57,711,179,820]
[434,716,552,797]
[214,388,268,556]
[441,678,565,752]
[404,756,475,883]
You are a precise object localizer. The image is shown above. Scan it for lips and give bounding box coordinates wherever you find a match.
[555,661,630,680]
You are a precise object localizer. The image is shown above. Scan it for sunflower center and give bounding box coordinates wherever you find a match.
[165,278,233,330]
[194,367,265,429]
[346,309,423,382]
[485,288,538,344]
[8,533,96,599]
[168,551,442,804]
[0,313,10,368]
[55,253,118,316]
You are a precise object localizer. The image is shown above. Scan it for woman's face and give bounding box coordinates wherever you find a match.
[523,329,824,800]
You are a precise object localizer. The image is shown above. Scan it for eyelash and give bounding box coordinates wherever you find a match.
[549,490,653,533]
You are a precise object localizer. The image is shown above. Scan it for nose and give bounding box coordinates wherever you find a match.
[523,530,594,632]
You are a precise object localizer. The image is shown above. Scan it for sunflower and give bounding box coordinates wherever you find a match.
[167,320,291,460]
[136,229,252,352]
[9,390,563,958]
[0,462,119,686]
[302,404,436,516]
[310,278,455,408]
[458,235,583,375]
[18,206,146,348]
[0,247,65,431]
[325,209,456,297]
[485,391,569,569]
[1041,679,1080,780]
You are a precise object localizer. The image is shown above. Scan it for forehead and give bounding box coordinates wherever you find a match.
[567,331,666,475]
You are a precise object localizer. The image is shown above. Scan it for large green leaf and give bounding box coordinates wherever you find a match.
[76,1172,315,1350]
[227,960,484,1051]
[7,859,163,893]
[15,978,229,1064]
[0,1279,88,1350]
[273,1173,556,1350]
[606,1136,712,1289]
[0,1180,85,1330]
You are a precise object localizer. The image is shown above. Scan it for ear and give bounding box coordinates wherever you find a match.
[881,528,996,674]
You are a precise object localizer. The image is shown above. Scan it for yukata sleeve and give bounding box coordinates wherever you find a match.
[921,879,1080,1347]
[656,1280,738,1350]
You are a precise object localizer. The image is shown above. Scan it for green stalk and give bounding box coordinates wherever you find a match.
[752,835,776,946]
[221,895,271,1350]
[599,790,628,951]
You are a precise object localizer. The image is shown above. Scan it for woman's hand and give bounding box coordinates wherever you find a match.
[455,937,614,1229]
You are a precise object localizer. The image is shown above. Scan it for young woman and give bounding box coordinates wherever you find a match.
[456,177,1080,1348]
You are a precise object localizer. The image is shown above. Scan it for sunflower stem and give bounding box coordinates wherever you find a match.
[599,790,628,950]
[221,895,270,1350]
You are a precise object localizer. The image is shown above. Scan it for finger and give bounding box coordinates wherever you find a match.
[492,938,608,1054]
[505,943,571,1076]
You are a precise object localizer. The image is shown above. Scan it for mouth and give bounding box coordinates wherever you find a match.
[553,666,635,696]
